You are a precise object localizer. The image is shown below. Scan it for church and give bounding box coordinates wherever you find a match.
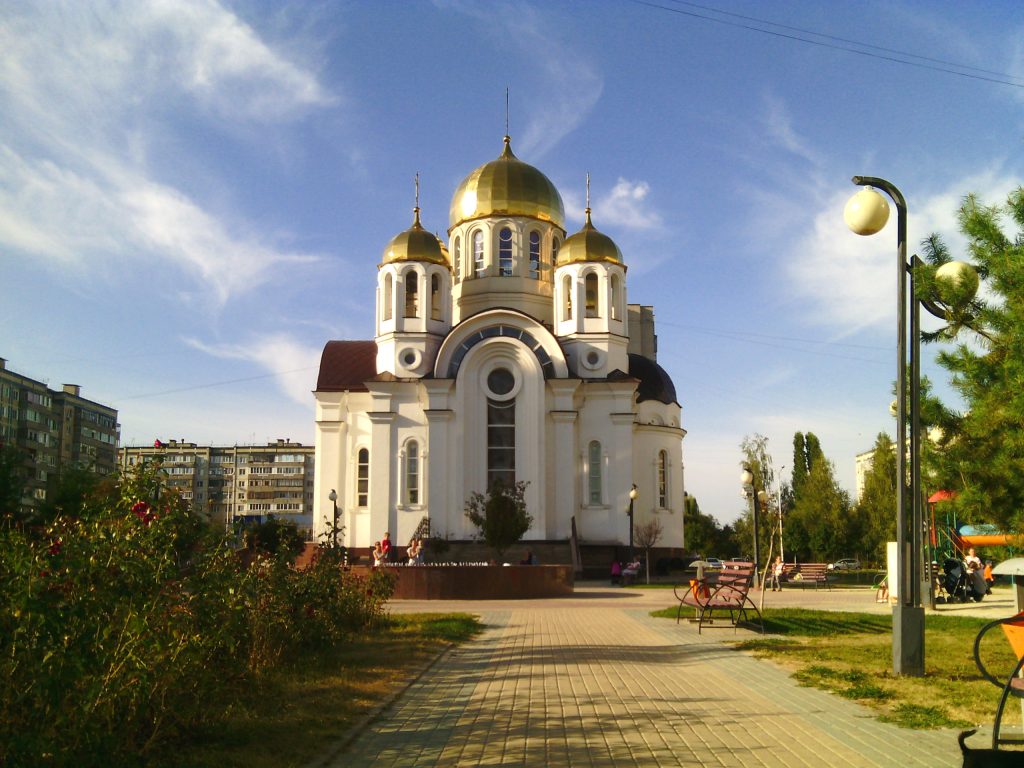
[313,135,685,553]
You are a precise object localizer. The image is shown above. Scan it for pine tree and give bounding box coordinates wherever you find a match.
[921,188,1024,533]
[854,433,898,565]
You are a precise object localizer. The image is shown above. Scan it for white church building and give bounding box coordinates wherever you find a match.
[313,136,686,552]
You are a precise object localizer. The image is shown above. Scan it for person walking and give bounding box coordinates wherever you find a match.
[769,555,784,591]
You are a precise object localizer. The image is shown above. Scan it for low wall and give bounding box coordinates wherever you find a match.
[352,564,575,600]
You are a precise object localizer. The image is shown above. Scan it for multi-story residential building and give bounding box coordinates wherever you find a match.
[0,358,120,514]
[119,439,315,536]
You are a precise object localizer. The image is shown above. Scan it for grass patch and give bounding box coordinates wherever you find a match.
[152,613,481,768]
[653,606,1013,730]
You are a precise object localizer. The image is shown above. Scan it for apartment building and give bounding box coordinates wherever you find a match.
[119,439,315,536]
[0,358,120,513]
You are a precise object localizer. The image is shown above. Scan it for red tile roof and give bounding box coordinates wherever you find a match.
[316,341,378,392]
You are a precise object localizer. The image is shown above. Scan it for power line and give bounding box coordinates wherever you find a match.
[112,365,318,402]
[631,0,1024,89]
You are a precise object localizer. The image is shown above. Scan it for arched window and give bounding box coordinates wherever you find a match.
[585,272,599,318]
[404,272,418,317]
[657,450,668,508]
[453,236,461,280]
[610,274,621,320]
[486,367,516,490]
[529,231,540,279]
[430,274,441,320]
[588,440,602,504]
[383,274,393,321]
[498,227,513,276]
[552,238,559,267]
[562,274,573,321]
[357,448,369,507]
[473,230,485,277]
[405,441,420,505]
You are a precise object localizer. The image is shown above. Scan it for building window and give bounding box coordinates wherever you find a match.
[487,398,515,489]
[588,441,602,504]
[658,450,668,508]
[552,238,559,266]
[562,275,573,321]
[473,230,485,277]
[529,231,540,279]
[610,274,621,320]
[357,448,369,507]
[383,274,393,321]
[405,440,420,505]
[430,274,441,320]
[585,273,599,318]
[404,271,418,317]
[498,227,513,276]
[453,236,461,279]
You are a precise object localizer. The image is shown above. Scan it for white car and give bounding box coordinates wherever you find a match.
[829,558,860,571]
[704,558,724,569]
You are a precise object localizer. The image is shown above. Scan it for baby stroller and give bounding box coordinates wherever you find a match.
[940,558,986,603]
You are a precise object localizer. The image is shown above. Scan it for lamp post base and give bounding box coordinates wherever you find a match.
[892,603,925,676]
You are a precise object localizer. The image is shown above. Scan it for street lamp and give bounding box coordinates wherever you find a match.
[328,489,338,548]
[845,177,978,676]
[627,484,639,561]
[740,466,765,588]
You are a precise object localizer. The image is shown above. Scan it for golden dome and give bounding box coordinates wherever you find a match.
[557,209,623,266]
[449,136,565,230]
[381,207,450,267]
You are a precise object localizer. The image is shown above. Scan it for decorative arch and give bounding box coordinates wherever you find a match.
[434,309,568,380]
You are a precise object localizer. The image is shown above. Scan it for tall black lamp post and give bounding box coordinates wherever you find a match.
[328,488,339,548]
[627,484,638,561]
[845,177,978,676]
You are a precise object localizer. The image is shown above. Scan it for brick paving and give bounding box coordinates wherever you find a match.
[310,584,1011,767]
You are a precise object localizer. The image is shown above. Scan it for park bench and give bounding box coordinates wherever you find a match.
[781,563,832,590]
[673,561,764,634]
[971,610,1024,750]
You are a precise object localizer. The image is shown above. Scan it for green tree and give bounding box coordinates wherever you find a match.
[0,442,28,521]
[246,516,306,558]
[918,188,1024,533]
[682,494,728,557]
[791,432,823,503]
[465,480,533,561]
[853,433,897,566]
[785,454,852,562]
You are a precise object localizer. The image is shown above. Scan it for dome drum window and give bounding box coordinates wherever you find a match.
[498,227,513,276]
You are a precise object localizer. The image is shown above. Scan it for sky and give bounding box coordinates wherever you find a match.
[3,0,1023,525]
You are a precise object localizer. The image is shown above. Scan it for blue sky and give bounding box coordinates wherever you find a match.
[2,1,1022,524]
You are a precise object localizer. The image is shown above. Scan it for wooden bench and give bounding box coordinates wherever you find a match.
[781,563,832,590]
[972,610,1024,750]
[673,561,764,634]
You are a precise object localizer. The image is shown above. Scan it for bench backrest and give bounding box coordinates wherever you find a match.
[716,561,754,593]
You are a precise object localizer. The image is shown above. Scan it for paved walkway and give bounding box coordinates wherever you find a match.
[311,584,1016,767]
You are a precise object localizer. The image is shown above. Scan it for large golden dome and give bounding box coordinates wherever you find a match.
[557,209,623,266]
[381,208,449,267]
[449,136,565,230]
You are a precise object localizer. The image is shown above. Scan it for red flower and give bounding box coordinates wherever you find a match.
[132,501,157,525]
[48,538,62,557]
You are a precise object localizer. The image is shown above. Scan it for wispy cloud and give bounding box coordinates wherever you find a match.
[0,0,333,305]
[595,179,663,231]
[785,171,1021,334]
[441,0,603,158]
[183,334,322,406]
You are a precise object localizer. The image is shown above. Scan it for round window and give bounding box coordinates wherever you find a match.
[487,367,515,396]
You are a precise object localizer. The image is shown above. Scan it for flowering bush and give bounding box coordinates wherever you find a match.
[0,461,393,766]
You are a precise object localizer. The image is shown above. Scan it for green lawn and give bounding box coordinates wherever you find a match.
[153,613,481,768]
[652,606,1016,729]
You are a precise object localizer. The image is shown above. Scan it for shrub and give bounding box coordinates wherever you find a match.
[0,461,394,767]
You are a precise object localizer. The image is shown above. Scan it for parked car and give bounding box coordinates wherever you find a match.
[704,558,724,570]
[829,558,860,570]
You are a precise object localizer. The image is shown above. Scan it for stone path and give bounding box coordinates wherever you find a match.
[311,585,984,767]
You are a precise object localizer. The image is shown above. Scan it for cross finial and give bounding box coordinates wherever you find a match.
[586,173,591,209]
[413,172,421,226]
[505,87,509,136]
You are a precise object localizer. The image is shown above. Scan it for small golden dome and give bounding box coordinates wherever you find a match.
[449,136,565,230]
[381,208,450,267]
[557,209,623,266]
